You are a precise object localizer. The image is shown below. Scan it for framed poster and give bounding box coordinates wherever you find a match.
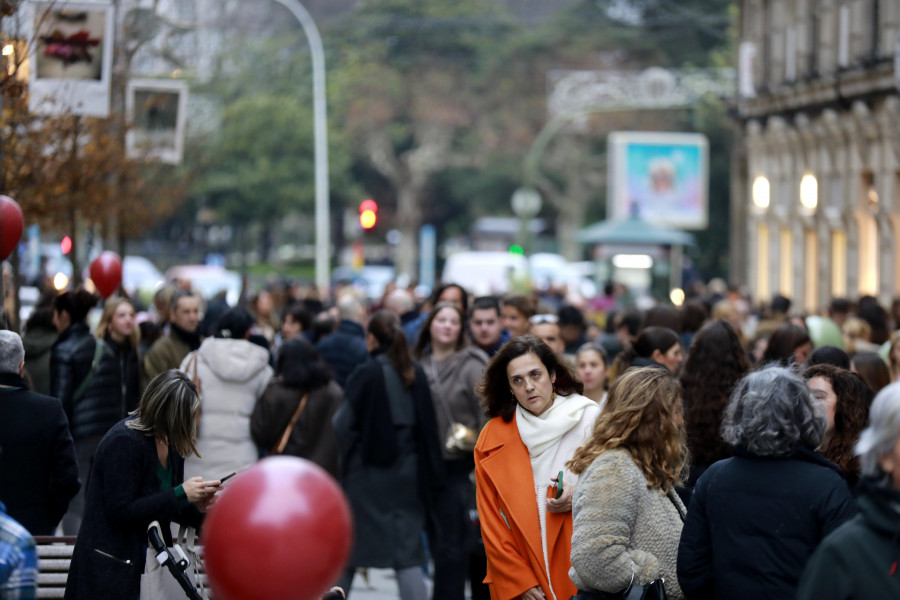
[607,131,709,230]
[27,1,114,117]
[126,79,188,164]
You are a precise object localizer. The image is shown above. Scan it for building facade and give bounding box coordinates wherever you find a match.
[733,0,900,312]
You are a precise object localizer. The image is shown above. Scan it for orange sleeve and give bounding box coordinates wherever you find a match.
[475,446,540,600]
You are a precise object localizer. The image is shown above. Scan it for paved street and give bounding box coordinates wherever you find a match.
[345,568,429,600]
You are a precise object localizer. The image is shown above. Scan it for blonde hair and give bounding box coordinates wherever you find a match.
[96,298,140,349]
[127,370,201,458]
[568,367,687,492]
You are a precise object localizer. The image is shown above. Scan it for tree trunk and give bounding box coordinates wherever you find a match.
[394,184,424,280]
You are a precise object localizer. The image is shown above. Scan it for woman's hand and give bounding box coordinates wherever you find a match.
[521,586,546,600]
[546,479,573,513]
[182,476,221,506]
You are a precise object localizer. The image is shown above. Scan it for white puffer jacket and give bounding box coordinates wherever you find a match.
[182,338,273,480]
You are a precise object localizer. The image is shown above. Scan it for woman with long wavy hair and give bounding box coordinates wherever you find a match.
[567,367,688,599]
[804,363,873,486]
[679,319,750,504]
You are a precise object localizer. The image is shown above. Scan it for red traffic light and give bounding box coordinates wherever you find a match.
[60,235,73,255]
[359,199,377,214]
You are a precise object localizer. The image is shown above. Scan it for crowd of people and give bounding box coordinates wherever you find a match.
[3,273,900,599]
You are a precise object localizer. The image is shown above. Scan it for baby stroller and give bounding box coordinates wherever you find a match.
[146,521,205,600]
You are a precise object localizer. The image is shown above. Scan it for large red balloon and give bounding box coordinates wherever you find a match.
[203,457,353,600]
[0,196,24,261]
[89,251,122,298]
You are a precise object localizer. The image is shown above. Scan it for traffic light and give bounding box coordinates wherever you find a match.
[60,235,73,255]
[359,199,377,230]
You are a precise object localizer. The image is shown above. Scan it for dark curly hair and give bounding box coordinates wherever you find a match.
[681,319,750,466]
[477,334,583,422]
[803,364,873,479]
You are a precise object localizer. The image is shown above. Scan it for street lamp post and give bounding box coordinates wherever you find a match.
[272,0,330,294]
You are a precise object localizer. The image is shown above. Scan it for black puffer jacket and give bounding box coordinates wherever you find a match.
[51,322,124,440]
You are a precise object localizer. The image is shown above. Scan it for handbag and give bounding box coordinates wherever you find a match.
[140,525,206,600]
[571,567,668,600]
[270,392,310,455]
[428,360,478,452]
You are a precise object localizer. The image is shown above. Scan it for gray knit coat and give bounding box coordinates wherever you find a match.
[569,449,686,599]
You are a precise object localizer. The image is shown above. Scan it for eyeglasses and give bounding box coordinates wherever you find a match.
[529,314,559,325]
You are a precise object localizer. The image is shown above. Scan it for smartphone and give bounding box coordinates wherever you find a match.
[219,472,236,484]
[553,470,564,499]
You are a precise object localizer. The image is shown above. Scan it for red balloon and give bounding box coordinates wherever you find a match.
[203,457,353,600]
[0,196,24,261]
[88,251,122,298]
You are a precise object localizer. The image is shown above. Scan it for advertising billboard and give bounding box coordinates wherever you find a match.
[607,131,709,230]
[27,1,114,117]
[126,79,188,164]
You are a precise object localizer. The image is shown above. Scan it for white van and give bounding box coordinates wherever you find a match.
[441,251,528,296]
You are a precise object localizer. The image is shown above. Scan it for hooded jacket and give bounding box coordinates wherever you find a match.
[182,338,273,480]
[796,476,900,600]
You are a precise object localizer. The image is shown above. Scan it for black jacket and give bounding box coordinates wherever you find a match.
[50,323,124,440]
[797,478,900,600]
[105,335,141,417]
[64,419,202,600]
[0,372,80,535]
[316,320,368,388]
[796,476,900,600]
[677,445,857,600]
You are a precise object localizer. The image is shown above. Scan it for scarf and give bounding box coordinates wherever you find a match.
[170,322,201,351]
[516,393,596,465]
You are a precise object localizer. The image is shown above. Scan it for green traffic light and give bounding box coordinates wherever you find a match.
[509,244,524,255]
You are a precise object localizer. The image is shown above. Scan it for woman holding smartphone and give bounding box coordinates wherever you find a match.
[474,335,599,600]
[64,370,221,600]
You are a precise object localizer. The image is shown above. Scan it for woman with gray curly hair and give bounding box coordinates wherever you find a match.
[677,365,856,600]
[796,382,900,599]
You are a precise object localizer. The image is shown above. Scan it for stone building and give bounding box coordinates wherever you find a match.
[732,0,900,312]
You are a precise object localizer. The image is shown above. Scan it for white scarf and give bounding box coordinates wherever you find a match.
[517,394,596,465]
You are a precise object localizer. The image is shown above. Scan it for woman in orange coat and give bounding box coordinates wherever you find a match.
[475,335,600,600]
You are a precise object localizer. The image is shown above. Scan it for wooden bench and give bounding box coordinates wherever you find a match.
[35,536,210,598]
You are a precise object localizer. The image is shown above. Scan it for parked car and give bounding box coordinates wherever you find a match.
[441,251,528,296]
[164,265,243,306]
[331,265,395,301]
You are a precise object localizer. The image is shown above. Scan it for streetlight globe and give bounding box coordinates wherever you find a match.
[800,173,817,210]
[752,175,770,209]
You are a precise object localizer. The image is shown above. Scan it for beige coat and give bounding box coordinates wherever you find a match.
[570,449,686,599]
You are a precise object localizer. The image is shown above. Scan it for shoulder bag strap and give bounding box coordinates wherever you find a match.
[72,339,105,402]
[271,392,310,455]
[186,351,202,394]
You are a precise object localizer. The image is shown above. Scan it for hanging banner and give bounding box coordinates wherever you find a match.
[26,1,114,117]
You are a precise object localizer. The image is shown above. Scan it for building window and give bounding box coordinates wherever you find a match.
[804,230,819,312]
[831,230,847,297]
[808,0,819,74]
[757,223,770,302]
[780,228,793,297]
[838,2,850,67]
